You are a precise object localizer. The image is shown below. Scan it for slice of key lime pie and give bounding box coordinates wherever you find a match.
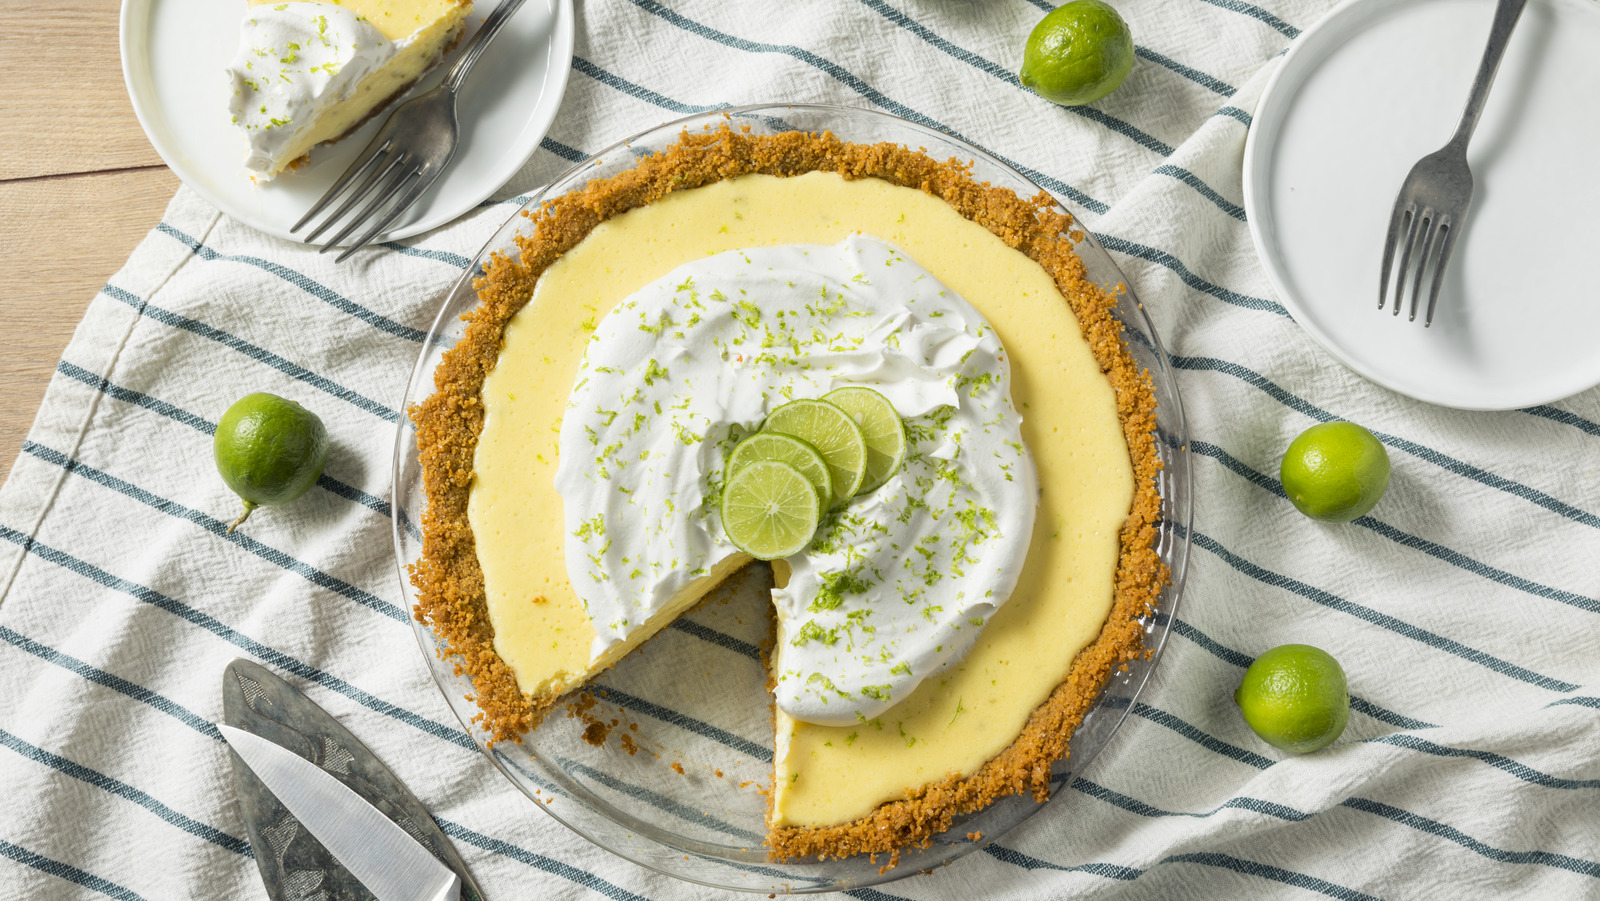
[224,0,471,179]
[410,127,1164,861]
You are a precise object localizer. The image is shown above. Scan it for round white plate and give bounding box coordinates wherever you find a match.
[120,0,573,243]
[1244,0,1600,410]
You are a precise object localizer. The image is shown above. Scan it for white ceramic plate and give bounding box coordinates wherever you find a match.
[1244,0,1600,410]
[120,0,573,243]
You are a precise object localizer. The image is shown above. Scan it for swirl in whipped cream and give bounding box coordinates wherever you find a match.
[224,3,401,178]
[554,235,1038,725]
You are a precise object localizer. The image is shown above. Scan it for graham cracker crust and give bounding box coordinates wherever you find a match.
[407,123,1166,863]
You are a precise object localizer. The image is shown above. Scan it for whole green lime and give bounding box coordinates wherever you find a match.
[1280,421,1391,522]
[1234,644,1350,754]
[1019,0,1137,107]
[214,393,329,533]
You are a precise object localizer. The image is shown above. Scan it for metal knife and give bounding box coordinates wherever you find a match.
[220,724,461,901]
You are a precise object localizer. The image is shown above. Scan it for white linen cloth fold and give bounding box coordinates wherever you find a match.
[3,0,1598,897]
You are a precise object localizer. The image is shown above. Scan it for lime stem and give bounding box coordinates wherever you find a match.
[227,501,258,535]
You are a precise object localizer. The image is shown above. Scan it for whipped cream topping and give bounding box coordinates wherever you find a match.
[224,2,400,178]
[554,236,1038,726]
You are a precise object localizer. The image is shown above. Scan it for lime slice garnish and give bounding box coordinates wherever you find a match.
[760,398,867,504]
[721,460,823,560]
[822,387,906,495]
[725,432,834,512]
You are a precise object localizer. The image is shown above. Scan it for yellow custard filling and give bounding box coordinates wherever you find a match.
[248,0,465,42]
[242,0,469,171]
[469,171,1134,828]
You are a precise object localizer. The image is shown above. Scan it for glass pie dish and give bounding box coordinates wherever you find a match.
[391,103,1193,894]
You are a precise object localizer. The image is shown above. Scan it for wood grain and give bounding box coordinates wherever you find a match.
[0,169,178,483]
[0,0,176,485]
[0,0,165,180]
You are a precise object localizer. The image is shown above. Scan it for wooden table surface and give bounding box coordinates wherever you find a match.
[0,0,180,485]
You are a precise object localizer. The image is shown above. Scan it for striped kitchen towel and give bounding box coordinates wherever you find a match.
[3,0,1598,898]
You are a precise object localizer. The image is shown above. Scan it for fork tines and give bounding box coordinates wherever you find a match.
[292,138,425,263]
[1378,200,1456,328]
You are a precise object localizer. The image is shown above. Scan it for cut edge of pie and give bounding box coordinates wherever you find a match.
[407,124,1167,865]
[236,0,472,179]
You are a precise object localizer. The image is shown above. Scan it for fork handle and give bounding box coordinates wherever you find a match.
[444,0,533,93]
[1449,0,1529,149]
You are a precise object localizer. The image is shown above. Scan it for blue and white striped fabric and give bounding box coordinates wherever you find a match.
[4,0,1599,897]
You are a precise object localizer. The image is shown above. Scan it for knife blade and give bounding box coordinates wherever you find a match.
[219,724,461,901]
[221,659,483,901]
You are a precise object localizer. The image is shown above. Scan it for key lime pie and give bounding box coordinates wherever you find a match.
[224,0,471,179]
[410,126,1164,862]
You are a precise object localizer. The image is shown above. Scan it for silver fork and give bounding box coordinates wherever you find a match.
[292,0,529,262]
[1377,0,1527,326]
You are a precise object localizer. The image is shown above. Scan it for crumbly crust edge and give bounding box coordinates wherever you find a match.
[407,123,1166,863]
